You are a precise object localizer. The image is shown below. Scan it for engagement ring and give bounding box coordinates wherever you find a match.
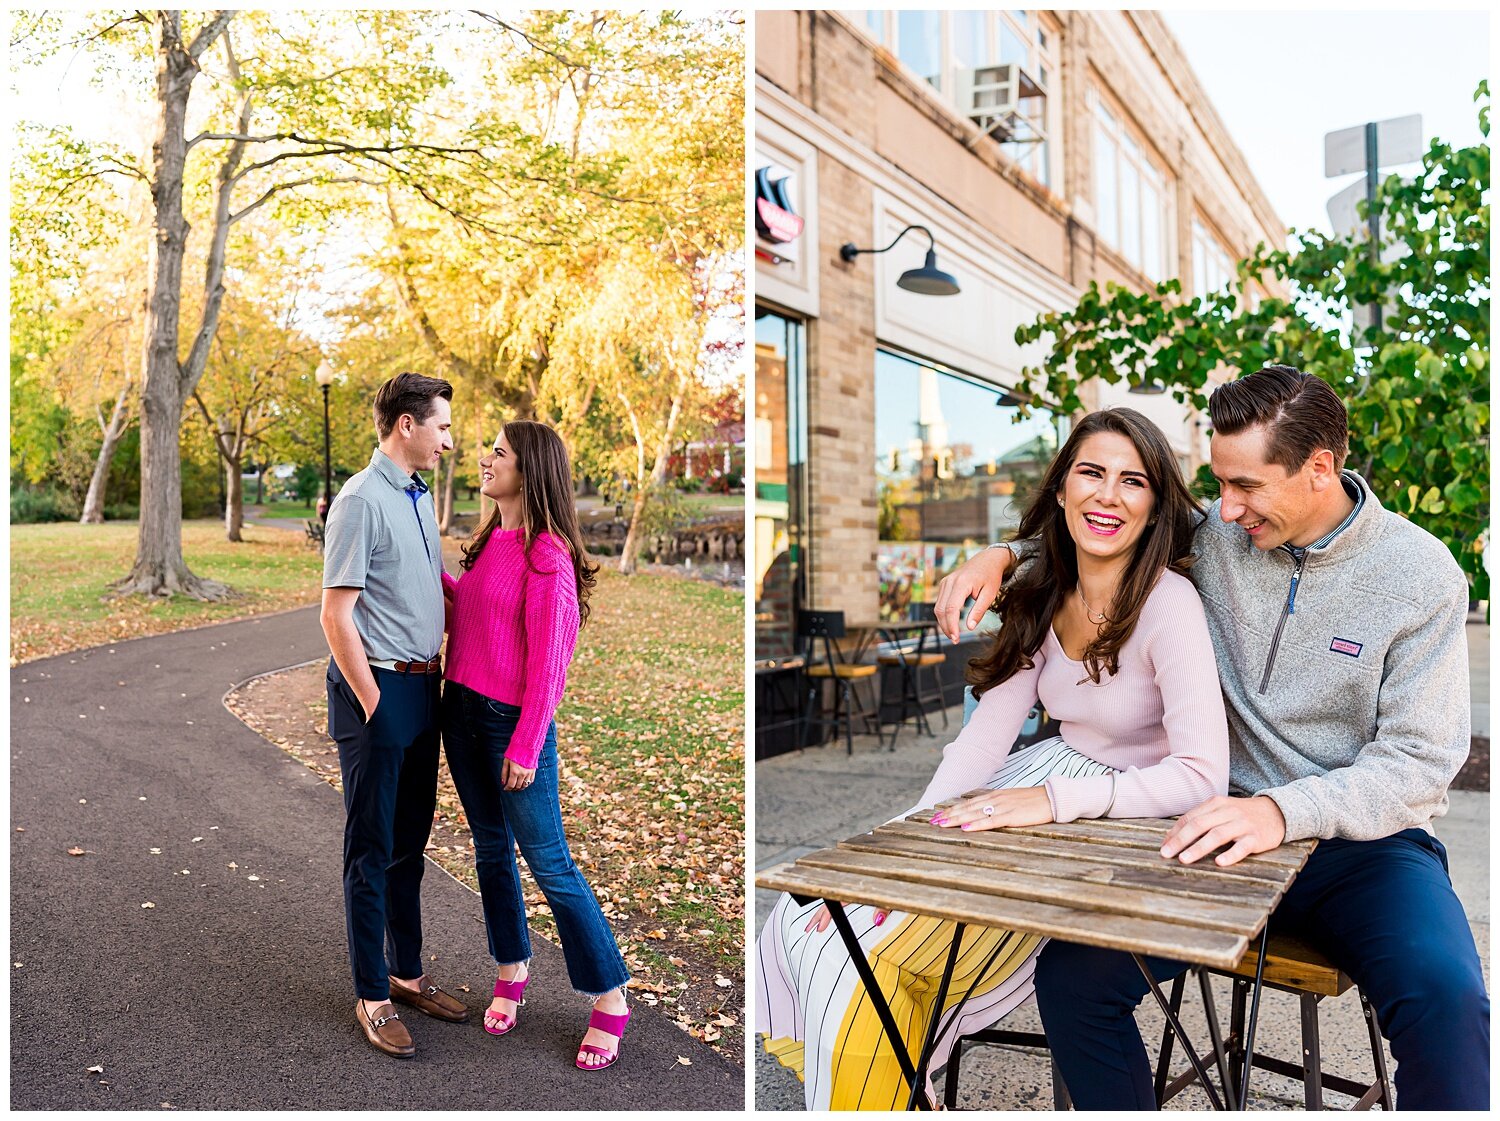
[982,805,995,817]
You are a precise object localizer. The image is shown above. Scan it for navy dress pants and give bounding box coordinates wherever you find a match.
[326,659,441,1002]
[1034,829,1489,1110]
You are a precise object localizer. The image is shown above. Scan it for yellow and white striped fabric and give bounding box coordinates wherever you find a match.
[756,737,1114,1110]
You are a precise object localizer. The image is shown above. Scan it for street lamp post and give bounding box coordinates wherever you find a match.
[315,359,335,523]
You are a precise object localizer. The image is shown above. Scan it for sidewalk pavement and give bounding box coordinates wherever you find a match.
[752,619,1490,1110]
[10,607,741,1110]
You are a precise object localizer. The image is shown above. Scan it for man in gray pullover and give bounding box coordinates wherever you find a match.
[936,366,1487,1109]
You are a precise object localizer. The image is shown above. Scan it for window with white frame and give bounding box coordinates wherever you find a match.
[1191,216,1235,298]
[857,11,1058,188]
[1090,87,1170,281]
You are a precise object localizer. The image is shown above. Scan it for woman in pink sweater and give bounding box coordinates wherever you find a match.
[441,420,631,1071]
[755,408,1230,1109]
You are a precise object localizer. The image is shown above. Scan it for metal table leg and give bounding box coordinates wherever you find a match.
[1237,925,1271,1111]
[823,901,928,1107]
[1135,955,1227,1110]
[824,901,1022,1111]
[1198,967,1236,1107]
[904,922,967,1110]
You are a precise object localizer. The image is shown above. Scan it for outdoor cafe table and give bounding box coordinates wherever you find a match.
[756,799,1317,1111]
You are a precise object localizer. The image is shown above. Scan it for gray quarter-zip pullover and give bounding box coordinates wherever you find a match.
[1192,471,1471,842]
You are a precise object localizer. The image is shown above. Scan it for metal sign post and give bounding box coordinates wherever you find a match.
[1364,122,1382,333]
[1324,113,1422,341]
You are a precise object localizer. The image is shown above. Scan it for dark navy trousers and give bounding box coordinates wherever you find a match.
[326,659,441,1002]
[1034,829,1489,1110]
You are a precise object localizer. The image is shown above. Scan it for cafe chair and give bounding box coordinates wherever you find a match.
[754,654,807,761]
[877,603,951,741]
[1155,933,1393,1111]
[798,609,882,755]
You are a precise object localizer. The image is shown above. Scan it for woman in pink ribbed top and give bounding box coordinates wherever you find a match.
[441,420,632,1072]
[756,408,1230,1109]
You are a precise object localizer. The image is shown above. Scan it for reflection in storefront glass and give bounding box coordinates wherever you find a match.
[754,310,807,658]
[875,349,1057,621]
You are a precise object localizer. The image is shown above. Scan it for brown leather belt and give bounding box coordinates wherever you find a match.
[369,656,442,674]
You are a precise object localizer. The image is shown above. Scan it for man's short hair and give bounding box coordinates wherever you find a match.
[373,371,453,440]
[1208,365,1349,472]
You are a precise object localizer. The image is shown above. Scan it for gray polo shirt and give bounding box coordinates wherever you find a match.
[322,447,444,662]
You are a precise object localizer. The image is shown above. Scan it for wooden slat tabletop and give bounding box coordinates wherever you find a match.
[755,799,1316,971]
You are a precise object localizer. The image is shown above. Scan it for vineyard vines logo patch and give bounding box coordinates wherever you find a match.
[1330,637,1363,658]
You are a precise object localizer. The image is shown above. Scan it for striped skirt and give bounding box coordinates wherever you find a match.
[755,736,1115,1110]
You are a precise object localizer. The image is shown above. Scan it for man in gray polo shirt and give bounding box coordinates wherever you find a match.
[321,371,469,1057]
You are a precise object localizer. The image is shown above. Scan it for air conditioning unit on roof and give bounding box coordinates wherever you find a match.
[957,63,1045,144]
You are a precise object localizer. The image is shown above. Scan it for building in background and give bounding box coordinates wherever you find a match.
[754,10,1287,687]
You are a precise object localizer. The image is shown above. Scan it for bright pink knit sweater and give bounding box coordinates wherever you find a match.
[442,528,579,770]
[919,570,1229,822]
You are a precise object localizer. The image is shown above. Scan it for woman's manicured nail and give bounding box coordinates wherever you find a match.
[931,815,947,825]
[874,913,885,926]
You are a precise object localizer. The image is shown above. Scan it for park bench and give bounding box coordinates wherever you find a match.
[304,519,325,550]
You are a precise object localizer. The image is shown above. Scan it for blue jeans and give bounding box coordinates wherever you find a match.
[442,681,630,997]
[1034,829,1489,1110]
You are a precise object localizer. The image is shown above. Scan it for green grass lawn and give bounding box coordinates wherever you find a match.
[246,499,325,520]
[10,520,322,664]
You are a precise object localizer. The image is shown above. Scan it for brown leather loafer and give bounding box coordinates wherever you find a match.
[389,976,470,1023]
[357,1001,415,1057]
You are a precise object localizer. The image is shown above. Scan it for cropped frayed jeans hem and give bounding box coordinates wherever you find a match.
[443,681,631,999]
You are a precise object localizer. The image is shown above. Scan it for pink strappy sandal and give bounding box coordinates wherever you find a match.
[575,1005,631,1071]
[484,974,529,1036]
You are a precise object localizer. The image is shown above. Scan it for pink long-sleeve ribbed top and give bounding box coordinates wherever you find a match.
[918,569,1230,822]
[442,528,579,770]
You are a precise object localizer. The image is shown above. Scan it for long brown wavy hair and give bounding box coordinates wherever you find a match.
[460,419,600,626]
[969,407,1201,693]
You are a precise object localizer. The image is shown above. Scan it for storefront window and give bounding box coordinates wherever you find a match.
[875,350,1059,622]
[754,309,808,660]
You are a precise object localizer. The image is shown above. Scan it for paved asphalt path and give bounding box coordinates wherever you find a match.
[10,605,742,1110]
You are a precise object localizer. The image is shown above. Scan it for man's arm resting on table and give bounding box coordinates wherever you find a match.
[933,541,1020,642]
[321,587,379,722]
[1161,795,1286,867]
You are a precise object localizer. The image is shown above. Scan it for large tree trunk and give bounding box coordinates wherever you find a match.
[438,447,458,535]
[110,11,235,601]
[618,487,649,576]
[80,380,132,524]
[224,455,244,542]
[616,366,691,575]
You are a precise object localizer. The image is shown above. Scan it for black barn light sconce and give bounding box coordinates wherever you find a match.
[839,224,961,296]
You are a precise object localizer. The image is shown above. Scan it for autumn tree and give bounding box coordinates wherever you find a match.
[13,10,561,598]
[192,293,319,541]
[10,117,151,522]
[1013,84,1489,597]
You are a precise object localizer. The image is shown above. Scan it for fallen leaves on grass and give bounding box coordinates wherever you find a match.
[227,567,746,1063]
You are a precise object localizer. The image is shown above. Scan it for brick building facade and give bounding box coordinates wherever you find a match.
[753,10,1286,663]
